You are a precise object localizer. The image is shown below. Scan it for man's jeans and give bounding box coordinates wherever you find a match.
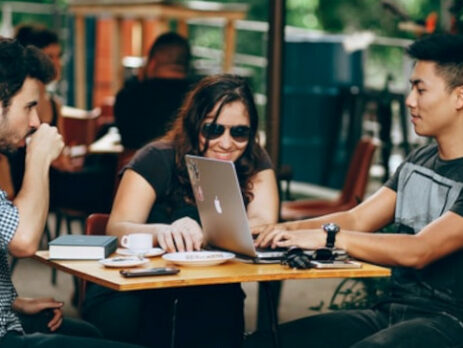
[268,302,463,348]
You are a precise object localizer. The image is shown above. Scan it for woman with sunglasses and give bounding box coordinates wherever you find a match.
[82,74,279,347]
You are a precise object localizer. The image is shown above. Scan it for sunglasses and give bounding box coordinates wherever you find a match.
[201,123,251,142]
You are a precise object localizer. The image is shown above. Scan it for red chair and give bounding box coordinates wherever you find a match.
[59,106,101,146]
[113,149,137,197]
[0,154,15,199]
[85,213,109,236]
[281,137,378,221]
[77,213,110,313]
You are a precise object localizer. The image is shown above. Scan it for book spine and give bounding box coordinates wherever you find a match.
[105,238,118,258]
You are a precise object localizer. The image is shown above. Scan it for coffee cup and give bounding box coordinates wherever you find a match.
[121,233,153,254]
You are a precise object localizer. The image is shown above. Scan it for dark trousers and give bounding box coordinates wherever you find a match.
[83,283,245,348]
[1,310,143,348]
[246,302,463,348]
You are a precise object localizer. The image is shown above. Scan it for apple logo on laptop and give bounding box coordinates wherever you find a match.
[214,196,223,214]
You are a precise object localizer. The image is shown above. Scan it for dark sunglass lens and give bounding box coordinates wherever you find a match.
[230,126,250,142]
[201,123,225,139]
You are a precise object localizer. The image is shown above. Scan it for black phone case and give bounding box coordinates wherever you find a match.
[120,267,180,277]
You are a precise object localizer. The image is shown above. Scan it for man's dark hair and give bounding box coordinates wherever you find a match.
[407,34,463,91]
[147,32,191,72]
[0,37,55,110]
[15,24,59,49]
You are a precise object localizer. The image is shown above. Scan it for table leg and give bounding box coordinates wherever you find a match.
[170,298,179,348]
[260,281,281,348]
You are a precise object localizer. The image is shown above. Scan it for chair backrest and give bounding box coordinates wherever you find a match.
[112,149,137,198]
[85,213,109,236]
[59,106,101,146]
[338,137,377,206]
[80,213,110,314]
[0,154,15,199]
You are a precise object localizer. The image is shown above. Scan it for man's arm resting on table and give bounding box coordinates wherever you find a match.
[270,186,463,268]
[336,211,463,269]
[285,187,397,232]
[254,187,397,247]
[296,187,463,268]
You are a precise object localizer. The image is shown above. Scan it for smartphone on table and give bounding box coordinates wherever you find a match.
[310,260,362,269]
[120,267,180,277]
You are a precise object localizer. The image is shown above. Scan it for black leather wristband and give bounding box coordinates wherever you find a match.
[322,223,340,248]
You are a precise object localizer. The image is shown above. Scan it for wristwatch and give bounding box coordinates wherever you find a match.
[322,223,340,248]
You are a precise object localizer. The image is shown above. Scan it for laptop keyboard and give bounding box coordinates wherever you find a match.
[255,246,288,253]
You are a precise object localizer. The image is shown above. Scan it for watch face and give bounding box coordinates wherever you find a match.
[323,223,339,249]
[323,223,339,233]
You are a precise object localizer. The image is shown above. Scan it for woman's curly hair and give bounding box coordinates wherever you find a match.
[164,74,264,207]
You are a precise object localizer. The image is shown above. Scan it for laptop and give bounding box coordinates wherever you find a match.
[185,154,285,262]
[185,155,347,263]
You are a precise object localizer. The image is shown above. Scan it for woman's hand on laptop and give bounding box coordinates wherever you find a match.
[157,217,203,252]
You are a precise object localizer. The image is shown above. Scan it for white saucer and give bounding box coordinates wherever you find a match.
[116,247,165,257]
[99,256,149,268]
[162,251,235,267]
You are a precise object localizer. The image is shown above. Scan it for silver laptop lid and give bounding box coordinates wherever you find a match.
[184,155,348,261]
[185,154,259,258]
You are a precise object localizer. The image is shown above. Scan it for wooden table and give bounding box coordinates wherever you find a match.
[67,0,249,108]
[34,251,389,347]
[33,251,390,291]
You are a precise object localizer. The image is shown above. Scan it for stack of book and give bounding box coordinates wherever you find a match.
[49,235,117,260]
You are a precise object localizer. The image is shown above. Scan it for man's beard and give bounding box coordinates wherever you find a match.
[0,130,21,155]
[0,127,34,155]
[0,140,18,155]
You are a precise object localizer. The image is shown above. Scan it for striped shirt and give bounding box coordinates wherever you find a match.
[0,189,23,337]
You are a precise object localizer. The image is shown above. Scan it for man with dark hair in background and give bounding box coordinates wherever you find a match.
[114,32,193,149]
[0,37,142,348]
[15,24,62,81]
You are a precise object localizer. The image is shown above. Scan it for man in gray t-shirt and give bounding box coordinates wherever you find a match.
[253,34,463,348]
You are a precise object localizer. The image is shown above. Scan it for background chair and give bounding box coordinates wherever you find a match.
[0,154,15,199]
[77,213,110,313]
[258,137,378,331]
[59,106,101,146]
[280,137,378,221]
[113,149,137,193]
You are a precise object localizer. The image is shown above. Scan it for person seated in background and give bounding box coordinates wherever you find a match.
[9,24,71,194]
[82,74,279,347]
[15,24,62,126]
[0,37,142,348]
[114,32,193,150]
[13,23,118,214]
[250,33,463,348]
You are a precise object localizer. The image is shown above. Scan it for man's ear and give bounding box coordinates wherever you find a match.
[137,58,156,81]
[144,58,157,79]
[455,86,463,110]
